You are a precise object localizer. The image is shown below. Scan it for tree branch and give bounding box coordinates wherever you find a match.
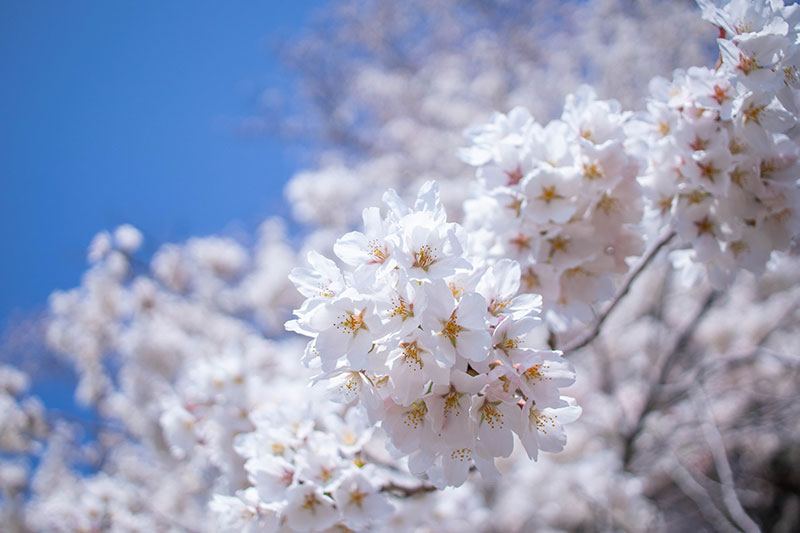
[621,288,718,469]
[561,231,676,353]
[380,481,437,497]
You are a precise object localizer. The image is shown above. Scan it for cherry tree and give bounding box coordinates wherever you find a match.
[2,1,800,532]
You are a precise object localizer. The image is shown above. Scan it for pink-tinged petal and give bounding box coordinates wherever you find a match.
[314,328,349,369]
[346,331,374,369]
[493,259,521,298]
[382,188,411,220]
[536,422,567,453]
[456,329,491,362]
[456,292,489,329]
[474,399,515,458]
[472,454,500,482]
[407,448,435,476]
[450,369,488,394]
[333,231,370,266]
[361,206,384,235]
[441,446,473,487]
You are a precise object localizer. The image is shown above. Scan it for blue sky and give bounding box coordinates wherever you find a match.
[0,1,323,331]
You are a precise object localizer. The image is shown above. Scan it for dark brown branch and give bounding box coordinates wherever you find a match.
[380,481,437,497]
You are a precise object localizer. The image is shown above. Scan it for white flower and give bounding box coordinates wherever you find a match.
[332,469,393,529]
[518,397,582,461]
[422,281,492,365]
[284,483,339,532]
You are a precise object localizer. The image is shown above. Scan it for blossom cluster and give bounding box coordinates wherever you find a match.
[633,0,800,287]
[4,1,800,532]
[277,0,714,229]
[460,89,644,326]
[288,182,580,487]
[211,402,396,532]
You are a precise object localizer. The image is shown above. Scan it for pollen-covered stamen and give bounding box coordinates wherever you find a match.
[521,267,540,291]
[597,193,619,214]
[403,401,428,429]
[440,310,465,348]
[498,375,513,394]
[448,282,463,299]
[443,390,464,418]
[730,167,747,188]
[348,487,368,508]
[760,159,776,180]
[316,282,335,298]
[338,372,363,397]
[734,21,753,35]
[522,363,553,385]
[505,165,524,186]
[302,493,321,513]
[480,401,505,430]
[694,216,716,237]
[399,340,424,371]
[537,185,565,204]
[528,408,557,434]
[413,244,438,271]
[506,197,524,216]
[319,466,334,483]
[657,194,674,216]
[450,447,472,463]
[335,308,369,335]
[488,297,511,316]
[736,51,759,76]
[367,239,389,264]
[388,295,413,320]
[566,266,587,278]
[493,333,518,355]
[784,65,799,85]
[582,162,603,180]
[547,235,570,258]
[272,442,286,456]
[684,189,710,205]
[711,84,731,105]
[729,240,749,258]
[689,136,708,151]
[509,233,531,252]
[742,102,766,125]
[696,161,718,183]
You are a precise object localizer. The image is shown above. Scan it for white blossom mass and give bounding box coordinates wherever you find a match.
[2,1,800,532]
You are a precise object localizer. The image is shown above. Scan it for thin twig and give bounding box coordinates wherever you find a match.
[668,453,742,533]
[622,289,718,469]
[660,298,800,409]
[691,386,761,533]
[562,231,676,353]
[380,481,437,497]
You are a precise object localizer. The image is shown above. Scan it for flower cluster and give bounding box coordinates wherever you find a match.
[632,0,800,287]
[460,89,644,327]
[288,182,580,487]
[212,403,394,532]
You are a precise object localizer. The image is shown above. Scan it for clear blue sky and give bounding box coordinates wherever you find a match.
[0,1,323,330]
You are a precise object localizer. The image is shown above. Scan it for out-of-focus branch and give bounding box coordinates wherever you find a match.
[660,299,800,409]
[691,385,761,533]
[668,453,742,533]
[562,231,676,353]
[380,481,437,497]
[621,289,718,469]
